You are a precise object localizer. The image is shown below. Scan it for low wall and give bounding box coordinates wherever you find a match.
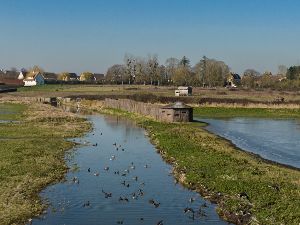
[104,98,161,120]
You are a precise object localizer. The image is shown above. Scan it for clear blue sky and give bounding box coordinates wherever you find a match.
[1,0,300,74]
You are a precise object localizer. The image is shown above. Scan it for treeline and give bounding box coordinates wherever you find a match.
[105,55,230,87]
[105,54,300,90]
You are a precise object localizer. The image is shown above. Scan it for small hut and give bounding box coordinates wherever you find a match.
[175,86,192,96]
[160,102,193,122]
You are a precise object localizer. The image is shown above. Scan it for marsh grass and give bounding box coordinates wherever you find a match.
[93,105,300,225]
[194,106,300,119]
[0,103,27,121]
[0,102,91,225]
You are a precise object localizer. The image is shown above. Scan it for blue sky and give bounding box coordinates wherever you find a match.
[1,0,300,74]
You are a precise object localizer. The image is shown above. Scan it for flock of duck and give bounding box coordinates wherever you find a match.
[69,129,209,225]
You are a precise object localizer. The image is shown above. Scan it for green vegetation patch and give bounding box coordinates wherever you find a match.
[98,107,300,224]
[194,106,300,119]
[0,103,91,225]
[0,103,27,121]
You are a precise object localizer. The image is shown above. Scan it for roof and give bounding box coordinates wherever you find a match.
[231,73,241,79]
[161,102,192,109]
[0,70,19,79]
[43,72,58,80]
[24,72,43,81]
[178,86,192,90]
[93,73,105,80]
[69,73,78,78]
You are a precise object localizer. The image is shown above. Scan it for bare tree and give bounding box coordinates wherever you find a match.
[278,65,287,76]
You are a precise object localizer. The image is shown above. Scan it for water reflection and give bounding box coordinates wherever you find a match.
[197,118,300,169]
[32,115,227,225]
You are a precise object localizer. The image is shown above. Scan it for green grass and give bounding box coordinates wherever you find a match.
[0,103,91,225]
[0,103,27,121]
[95,106,300,225]
[194,107,300,119]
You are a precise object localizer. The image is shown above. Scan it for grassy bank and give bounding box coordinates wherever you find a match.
[84,102,300,225]
[194,106,300,119]
[0,101,91,225]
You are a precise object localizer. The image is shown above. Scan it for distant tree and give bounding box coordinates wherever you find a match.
[105,64,126,84]
[80,72,94,81]
[179,56,190,68]
[194,56,230,87]
[165,57,179,83]
[286,66,300,80]
[146,55,159,85]
[278,65,287,76]
[241,69,260,88]
[243,69,260,77]
[124,54,136,84]
[58,72,70,81]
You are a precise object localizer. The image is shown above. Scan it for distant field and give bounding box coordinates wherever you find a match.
[15,84,300,103]
[194,107,300,119]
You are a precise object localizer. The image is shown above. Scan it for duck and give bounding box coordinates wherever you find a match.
[157,220,163,225]
[189,197,196,203]
[83,201,90,207]
[104,166,109,171]
[87,168,91,172]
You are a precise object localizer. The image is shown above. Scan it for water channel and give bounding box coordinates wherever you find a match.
[32,115,227,225]
[196,117,300,169]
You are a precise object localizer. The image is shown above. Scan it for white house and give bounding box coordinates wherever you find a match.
[24,73,45,86]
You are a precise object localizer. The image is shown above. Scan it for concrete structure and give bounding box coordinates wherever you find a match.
[160,102,193,122]
[175,86,192,96]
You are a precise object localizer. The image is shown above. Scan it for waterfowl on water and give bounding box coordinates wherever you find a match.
[87,168,91,172]
[83,201,90,207]
[157,220,163,225]
[119,196,129,202]
[102,189,112,198]
[116,220,123,224]
[189,197,195,203]
[104,166,109,171]
[93,172,99,176]
[149,199,160,208]
[184,207,195,220]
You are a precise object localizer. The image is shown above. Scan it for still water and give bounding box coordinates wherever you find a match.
[32,115,227,225]
[196,118,300,169]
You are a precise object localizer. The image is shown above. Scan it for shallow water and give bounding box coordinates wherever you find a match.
[196,118,300,169]
[32,115,227,225]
